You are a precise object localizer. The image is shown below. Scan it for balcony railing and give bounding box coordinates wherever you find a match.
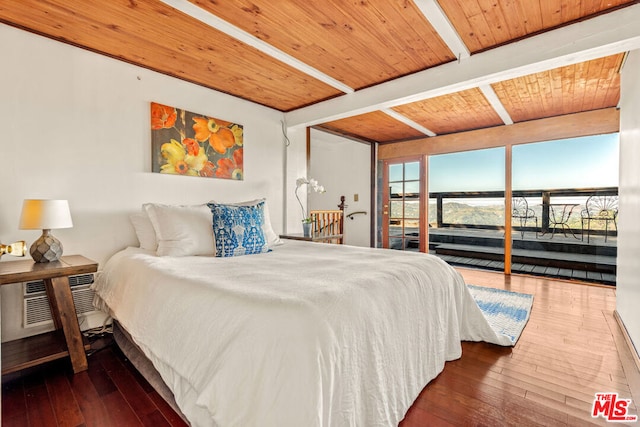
[427,186,618,237]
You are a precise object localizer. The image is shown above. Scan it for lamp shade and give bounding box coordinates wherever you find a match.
[19,199,73,230]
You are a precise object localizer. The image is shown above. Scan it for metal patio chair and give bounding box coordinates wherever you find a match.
[581,195,618,243]
[512,197,538,239]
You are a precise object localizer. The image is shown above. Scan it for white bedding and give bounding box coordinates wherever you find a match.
[93,240,511,427]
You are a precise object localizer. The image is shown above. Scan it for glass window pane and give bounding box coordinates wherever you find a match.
[389,224,403,236]
[404,181,420,196]
[511,133,618,285]
[404,201,420,218]
[429,148,505,192]
[389,237,404,250]
[405,162,420,181]
[390,201,403,218]
[404,219,420,232]
[428,198,437,227]
[428,148,505,268]
[389,164,403,182]
[389,182,403,198]
[513,134,619,190]
[405,237,420,251]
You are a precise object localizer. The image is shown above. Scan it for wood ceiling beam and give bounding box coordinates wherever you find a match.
[159,0,354,94]
[381,109,436,137]
[479,85,513,125]
[413,0,470,61]
[285,4,640,128]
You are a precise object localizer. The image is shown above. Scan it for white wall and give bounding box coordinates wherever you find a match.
[309,129,372,247]
[617,48,640,357]
[0,24,293,340]
[283,127,309,232]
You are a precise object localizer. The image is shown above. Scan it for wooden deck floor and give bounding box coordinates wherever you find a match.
[429,228,617,285]
[435,253,617,284]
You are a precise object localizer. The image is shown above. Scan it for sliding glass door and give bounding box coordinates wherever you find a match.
[427,148,506,268]
[511,134,619,284]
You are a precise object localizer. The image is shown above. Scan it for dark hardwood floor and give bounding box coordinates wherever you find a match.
[2,269,639,426]
[2,338,187,427]
[401,269,639,427]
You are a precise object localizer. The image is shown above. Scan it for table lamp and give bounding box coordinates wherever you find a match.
[19,199,73,263]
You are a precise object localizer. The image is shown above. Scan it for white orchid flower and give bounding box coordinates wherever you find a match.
[295,176,326,222]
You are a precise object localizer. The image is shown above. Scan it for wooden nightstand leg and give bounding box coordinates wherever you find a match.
[44,280,63,330]
[45,277,88,373]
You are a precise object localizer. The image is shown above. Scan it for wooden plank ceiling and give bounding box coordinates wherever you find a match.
[0,0,634,143]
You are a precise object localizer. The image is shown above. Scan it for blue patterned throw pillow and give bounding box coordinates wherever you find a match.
[207,201,269,257]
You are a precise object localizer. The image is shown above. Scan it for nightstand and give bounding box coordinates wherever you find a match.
[279,233,313,242]
[0,255,98,375]
[279,233,344,244]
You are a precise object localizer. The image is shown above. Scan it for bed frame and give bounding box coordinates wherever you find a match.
[113,321,188,422]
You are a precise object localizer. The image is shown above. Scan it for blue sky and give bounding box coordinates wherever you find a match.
[428,133,619,192]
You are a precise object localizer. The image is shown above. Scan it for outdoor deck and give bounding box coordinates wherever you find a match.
[427,227,617,285]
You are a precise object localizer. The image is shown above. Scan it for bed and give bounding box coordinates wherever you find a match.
[92,201,511,426]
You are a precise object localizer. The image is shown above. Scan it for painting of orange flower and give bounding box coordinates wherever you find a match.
[151,102,244,180]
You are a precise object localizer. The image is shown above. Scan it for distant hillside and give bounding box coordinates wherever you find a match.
[393,201,504,226]
[428,202,504,226]
[437,202,504,226]
[394,201,588,230]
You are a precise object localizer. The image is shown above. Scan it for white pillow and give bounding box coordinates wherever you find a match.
[144,203,215,256]
[129,211,157,251]
[209,198,282,247]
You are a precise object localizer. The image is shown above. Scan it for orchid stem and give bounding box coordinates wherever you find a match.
[295,186,307,221]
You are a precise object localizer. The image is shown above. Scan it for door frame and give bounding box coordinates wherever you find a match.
[381,156,427,252]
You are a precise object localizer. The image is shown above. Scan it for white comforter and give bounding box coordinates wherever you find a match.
[93,241,510,427]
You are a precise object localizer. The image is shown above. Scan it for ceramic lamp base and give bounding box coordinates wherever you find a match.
[30,229,63,263]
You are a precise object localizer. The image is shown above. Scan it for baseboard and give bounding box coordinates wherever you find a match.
[613,310,640,399]
[614,310,640,372]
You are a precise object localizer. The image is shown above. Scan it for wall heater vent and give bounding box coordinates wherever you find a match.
[23,273,97,328]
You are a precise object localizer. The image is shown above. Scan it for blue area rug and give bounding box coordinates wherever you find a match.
[468,285,534,345]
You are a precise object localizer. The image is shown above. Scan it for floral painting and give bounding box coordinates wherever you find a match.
[151,102,243,180]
